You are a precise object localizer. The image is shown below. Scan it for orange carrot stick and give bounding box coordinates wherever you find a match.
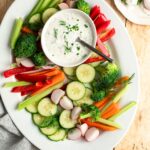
[31,72,65,96]
[21,26,33,34]
[114,76,129,87]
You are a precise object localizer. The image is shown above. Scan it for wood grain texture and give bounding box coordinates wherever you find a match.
[0,0,150,150]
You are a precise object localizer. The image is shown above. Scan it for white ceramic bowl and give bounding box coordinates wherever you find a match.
[41,9,97,67]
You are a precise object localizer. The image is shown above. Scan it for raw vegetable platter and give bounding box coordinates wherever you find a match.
[0,0,140,150]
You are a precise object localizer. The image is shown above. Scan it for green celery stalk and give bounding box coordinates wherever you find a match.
[108,101,137,121]
[4,81,31,88]
[101,84,129,114]
[49,0,61,8]
[10,18,23,49]
[18,82,63,110]
[97,118,122,129]
[38,0,52,12]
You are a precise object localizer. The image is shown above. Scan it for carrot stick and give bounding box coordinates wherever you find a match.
[21,26,33,34]
[31,72,65,96]
[81,119,117,131]
[114,76,129,87]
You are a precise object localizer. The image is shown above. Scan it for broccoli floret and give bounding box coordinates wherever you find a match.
[13,34,37,58]
[93,63,120,91]
[91,90,106,101]
[31,52,47,66]
[76,0,91,14]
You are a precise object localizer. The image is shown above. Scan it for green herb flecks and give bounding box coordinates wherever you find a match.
[77,46,80,51]
[60,20,66,26]
[84,24,88,28]
[54,28,58,39]
[64,41,72,54]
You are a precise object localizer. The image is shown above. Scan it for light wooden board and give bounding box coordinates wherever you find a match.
[1,0,150,150]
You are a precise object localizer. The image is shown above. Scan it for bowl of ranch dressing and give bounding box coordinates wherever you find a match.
[41,9,97,67]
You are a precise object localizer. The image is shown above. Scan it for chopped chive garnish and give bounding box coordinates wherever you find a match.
[84,24,88,28]
[60,20,66,26]
[54,28,58,39]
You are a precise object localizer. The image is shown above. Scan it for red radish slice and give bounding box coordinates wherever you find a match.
[51,89,65,104]
[42,66,56,69]
[16,58,25,66]
[71,107,82,120]
[68,128,81,140]
[20,58,34,68]
[77,123,88,136]
[58,3,69,10]
[85,127,100,142]
[66,0,76,8]
[60,96,73,110]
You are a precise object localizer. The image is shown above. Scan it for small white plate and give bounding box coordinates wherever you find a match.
[114,0,150,25]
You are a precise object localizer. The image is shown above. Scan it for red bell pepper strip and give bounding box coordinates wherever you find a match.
[96,20,111,35]
[90,5,101,20]
[85,56,104,63]
[3,67,33,78]
[100,28,116,42]
[94,13,107,27]
[21,26,33,34]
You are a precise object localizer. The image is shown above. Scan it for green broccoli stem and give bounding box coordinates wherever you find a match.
[108,101,136,121]
[97,118,122,129]
[101,83,129,114]
[80,113,91,119]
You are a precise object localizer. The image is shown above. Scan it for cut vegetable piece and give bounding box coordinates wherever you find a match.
[68,128,81,140]
[90,61,101,67]
[58,3,69,10]
[66,81,86,101]
[26,0,44,21]
[73,88,93,106]
[49,0,61,7]
[26,102,38,113]
[18,82,63,110]
[38,98,57,117]
[38,0,52,12]
[48,128,66,141]
[59,110,77,129]
[32,113,45,126]
[42,8,58,23]
[4,81,31,88]
[59,96,73,110]
[10,18,23,49]
[20,58,35,68]
[29,13,41,24]
[40,124,59,136]
[76,64,95,83]
[63,67,76,76]
[83,83,92,89]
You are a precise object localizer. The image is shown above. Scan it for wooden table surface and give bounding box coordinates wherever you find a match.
[0,0,150,150]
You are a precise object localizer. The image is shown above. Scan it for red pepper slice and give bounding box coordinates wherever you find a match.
[85,56,105,63]
[100,28,116,42]
[3,67,33,78]
[96,20,111,35]
[94,13,108,28]
[90,5,101,20]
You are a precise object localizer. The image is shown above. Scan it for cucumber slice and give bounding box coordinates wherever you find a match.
[48,128,66,141]
[38,98,57,117]
[33,114,45,126]
[40,125,59,136]
[59,110,77,129]
[63,67,76,76]
[76,64,95,83]
[66,81,86,101]
[26,102,38,113]
[73,88,93,106]
[42,8,58,23]
[29,13,41,24]
[90,61,101,67]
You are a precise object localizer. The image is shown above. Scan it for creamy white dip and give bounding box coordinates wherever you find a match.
[42,9,96,67]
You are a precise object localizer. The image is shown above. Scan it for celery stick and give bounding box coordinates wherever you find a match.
[10,18,23,49]
[38,0,52,12]
[101,84,129,114]
[26,0,44,21]
[97,118,122,129]
[4,81,31,88]
[49,0,60,8]
[18,82,63,110]
[108,101,137,121]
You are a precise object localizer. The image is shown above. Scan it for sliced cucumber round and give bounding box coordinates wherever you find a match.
[48,128,66,141]
[29,13,41,24]
[73,88,93,106]
[32,114,45,126]
[90,61,101,67]
[26,102,38,114]
[63,67,76,76]
[38,98,57,117]
[76,64,95,83]
[42,8,58,23]
[59,110,77,129]
[40,125,59,136]
[66,81,85,101]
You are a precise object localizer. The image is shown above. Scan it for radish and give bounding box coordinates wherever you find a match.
[20,58,35,68]
[58,3,69,10]
[77,123,88,136]
[71,107,82,120]
[144,0,150,10]
[68,128,81,140]
[66,0,76,8]
[85,127,100,142]
[51,89,65,104]
[60,96,73,110]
